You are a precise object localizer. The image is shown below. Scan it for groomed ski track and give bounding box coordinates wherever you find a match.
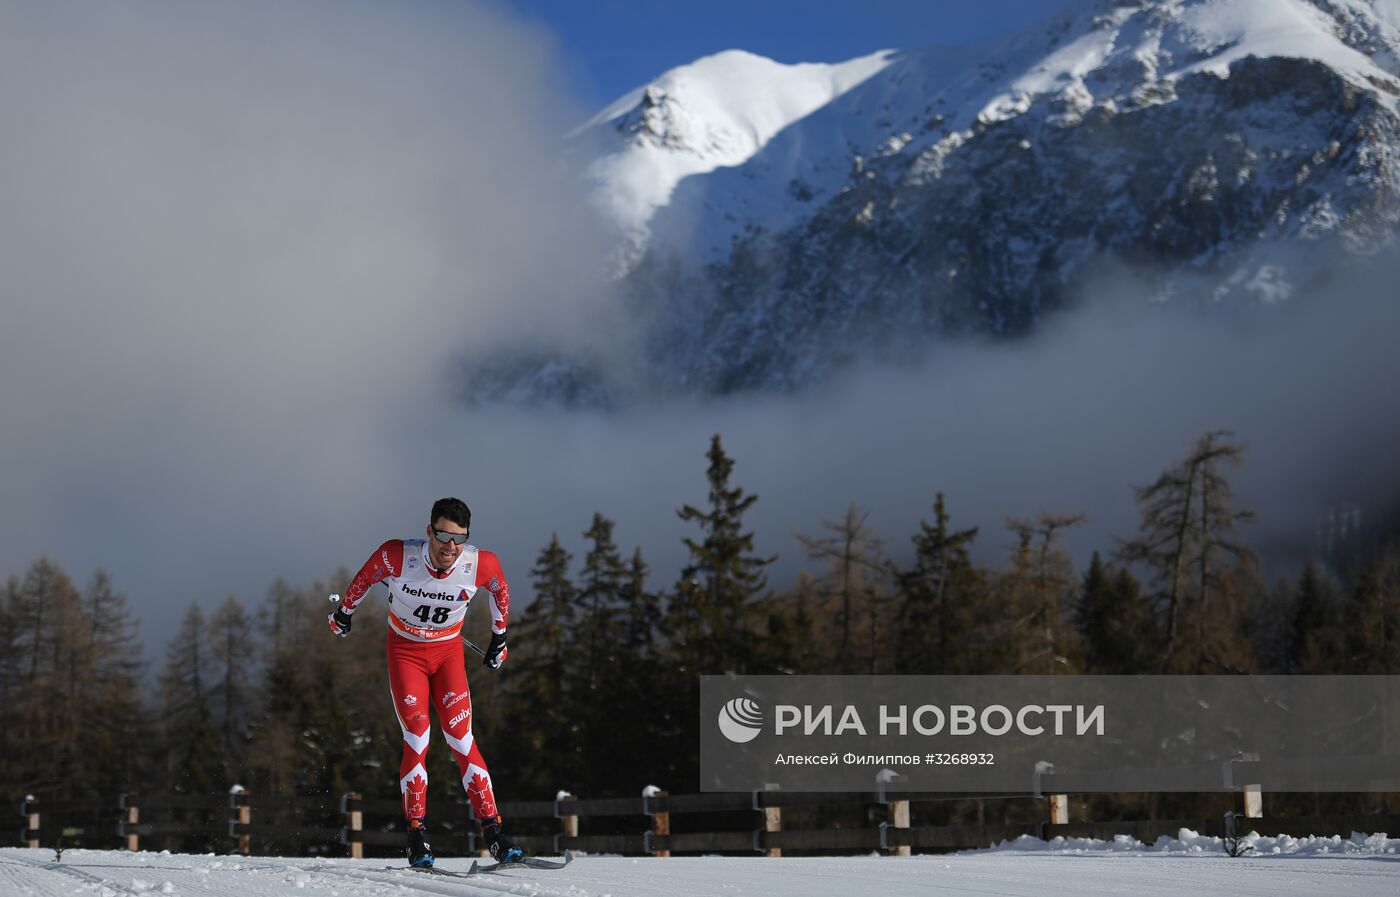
[3,845,1399,897]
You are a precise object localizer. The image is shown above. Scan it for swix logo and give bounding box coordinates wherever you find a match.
[381,549,395,574]
[401,584,454,602]
[448,708,470,727]
[403,695,418,707]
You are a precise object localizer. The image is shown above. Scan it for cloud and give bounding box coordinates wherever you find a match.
[441,248,1400,610]
[0,0,617,648]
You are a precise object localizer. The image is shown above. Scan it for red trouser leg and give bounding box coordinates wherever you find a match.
[430,641,500,821]
[387,636,434,822]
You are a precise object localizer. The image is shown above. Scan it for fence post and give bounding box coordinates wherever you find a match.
[118,794,139,852]
[554,791,578,856]
[228,786,250,856]
[643,786,669,858]
[340,792,363,860]
[887,800,911,857]
[1047,794,1069,827]
[876,771,909,857]
[22,795,39,849]
[1240,752,1263,819]
[754,786,781,858]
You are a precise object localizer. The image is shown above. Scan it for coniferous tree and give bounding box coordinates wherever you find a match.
[0,577,16,801]
[660,435,775,791]
[1000,511,1086,673]
[157,603,225,850]
[250,580,314,802]
[1073,553,1158,673]
[159,604,225,795]
[210,594,257,782]
[609,545,679,791]
[621,547,661,661]
[0,561,146,804]
[765,572,821,674]
[893,494,984,674]
[1286,563,1345,673]
[577,514,627,794]
[1119,430,1256,671]
[795,504,888,674]
[246,572,397,850]
[1344,544,1400,673]
[18,561,99,798]
[580,515,626,685]
[672,434,775,674]
[77,571,146,795]
[500,534,581,794]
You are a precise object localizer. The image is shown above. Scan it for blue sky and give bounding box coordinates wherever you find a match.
[494,0,1073,107]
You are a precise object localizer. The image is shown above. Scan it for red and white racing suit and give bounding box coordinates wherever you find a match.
[337,538,510,824]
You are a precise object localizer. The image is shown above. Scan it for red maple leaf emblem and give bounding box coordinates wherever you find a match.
[466,772,497,819]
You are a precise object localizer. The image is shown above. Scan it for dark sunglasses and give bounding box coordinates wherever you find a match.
[432,528,469,545]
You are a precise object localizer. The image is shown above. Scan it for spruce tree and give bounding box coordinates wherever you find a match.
[245,572,395,846]
[764,573,821,674]
[159,604,226,795]
[210,594,257,783]
[672,434,775,674]
[578,514,627,795]
[580,513,626,687]
[893,494,984,674]
[1344,545,1400,673]
[500,534,582,794]
[1073,553,1158,673]
[607,545,678,793]
[1286,563,1344,673]
[621,548,661,660]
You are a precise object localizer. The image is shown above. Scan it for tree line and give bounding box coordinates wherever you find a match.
[2,430,1399,848]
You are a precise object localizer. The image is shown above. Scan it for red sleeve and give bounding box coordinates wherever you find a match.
[475,550,510,633]
[341,540,403,613]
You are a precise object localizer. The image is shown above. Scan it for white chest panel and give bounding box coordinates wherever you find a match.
[383,541,479,642]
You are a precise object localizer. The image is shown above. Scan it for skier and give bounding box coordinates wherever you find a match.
[327,497,522,868]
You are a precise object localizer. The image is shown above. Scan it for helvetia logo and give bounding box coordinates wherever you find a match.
[718,697,764,744]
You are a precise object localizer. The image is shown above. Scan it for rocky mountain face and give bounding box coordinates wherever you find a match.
[483,0,1400,404]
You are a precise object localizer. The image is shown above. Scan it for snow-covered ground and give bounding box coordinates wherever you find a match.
[4,830,1398,897]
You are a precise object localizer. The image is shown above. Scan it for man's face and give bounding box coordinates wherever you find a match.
[427,516,468,569]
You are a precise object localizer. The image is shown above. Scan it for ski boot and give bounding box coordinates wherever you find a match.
[481,816,524,864]
[406,820,434,868]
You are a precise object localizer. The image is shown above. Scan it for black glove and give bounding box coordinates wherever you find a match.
[327,593,352,637]
[483,631,507,669]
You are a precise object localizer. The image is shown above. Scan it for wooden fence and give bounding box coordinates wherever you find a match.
[18,787,1400,858]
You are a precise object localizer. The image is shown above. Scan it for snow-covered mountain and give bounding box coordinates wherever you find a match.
[484,0,1400,403]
